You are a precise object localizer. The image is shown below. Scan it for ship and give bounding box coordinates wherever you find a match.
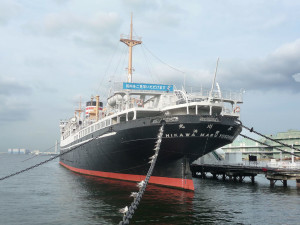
[59,16,243,191]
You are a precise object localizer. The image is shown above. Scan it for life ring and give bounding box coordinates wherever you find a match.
[234,106,240,113]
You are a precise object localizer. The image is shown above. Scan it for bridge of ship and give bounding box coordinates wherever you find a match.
[106,85,243,124]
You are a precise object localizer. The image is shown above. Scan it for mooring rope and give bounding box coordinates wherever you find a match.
[0,138,95,181]
[118,124,165,225]
[239,134,300,158]
[21,153,40,162]
[237,120,300,157]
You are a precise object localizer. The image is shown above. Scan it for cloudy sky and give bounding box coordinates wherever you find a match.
[1,0,300,152]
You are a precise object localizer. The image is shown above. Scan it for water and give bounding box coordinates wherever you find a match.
[0,154,299,225]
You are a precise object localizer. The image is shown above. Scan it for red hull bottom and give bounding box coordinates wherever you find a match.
[60,161,194,191]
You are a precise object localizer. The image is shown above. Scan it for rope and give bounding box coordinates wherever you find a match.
[140,45,159,83]
[21,154,40,162]
[112,44,128,82]
[237,120,300,156]
[0,137,95,181]
[118,124,165,225]
[239,134,300,157]
[3,122,166,224]
[142,43,185,74]
[98,40,121,91]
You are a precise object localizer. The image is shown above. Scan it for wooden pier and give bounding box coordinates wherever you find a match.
[190,163,300,187]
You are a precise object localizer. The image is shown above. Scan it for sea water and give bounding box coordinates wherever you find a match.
[0,154,299,225]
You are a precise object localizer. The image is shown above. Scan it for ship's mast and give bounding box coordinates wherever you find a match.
[75,96,83,119]
[209,58,219,99]
[95,95,99,121]
[120,13,142,83]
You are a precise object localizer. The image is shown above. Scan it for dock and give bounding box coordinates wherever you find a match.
[190,161,300,187]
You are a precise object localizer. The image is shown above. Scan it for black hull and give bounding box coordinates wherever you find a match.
[60,115,241,190]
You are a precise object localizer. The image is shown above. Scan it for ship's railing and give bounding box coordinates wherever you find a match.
[108,101,158,112]
[120,34,142,41]
[188,89,243,103]
[112,82,243,102]
[108,82,243,116]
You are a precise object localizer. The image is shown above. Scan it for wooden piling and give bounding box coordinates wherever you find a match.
[239,175,243,183]
[269,179,275,187]
[283,180,287,187]
[251,175,255,184]
[190,164,300,188]
[296,179,300,188]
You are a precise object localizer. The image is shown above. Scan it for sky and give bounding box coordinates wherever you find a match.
[0,0,300,152]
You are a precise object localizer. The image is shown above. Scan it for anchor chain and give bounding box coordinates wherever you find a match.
[238,120,300,152]
[119,124,165,225]
[239,134,300,158]
[0,137,95,181]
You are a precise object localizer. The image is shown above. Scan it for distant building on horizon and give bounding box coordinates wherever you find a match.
[8,148,30,154]
[223,129,300,160]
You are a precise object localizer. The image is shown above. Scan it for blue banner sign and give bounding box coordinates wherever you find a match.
[123,82,173,92]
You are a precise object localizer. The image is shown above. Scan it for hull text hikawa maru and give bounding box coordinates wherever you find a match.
[59,17,243,191]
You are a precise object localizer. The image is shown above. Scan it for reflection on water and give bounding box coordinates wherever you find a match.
[71,173,195,224]
[192,176,300,225]
[1,155,300,225]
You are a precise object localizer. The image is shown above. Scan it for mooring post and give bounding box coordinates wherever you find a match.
[222,173,226,181]
[233,176,237,182]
